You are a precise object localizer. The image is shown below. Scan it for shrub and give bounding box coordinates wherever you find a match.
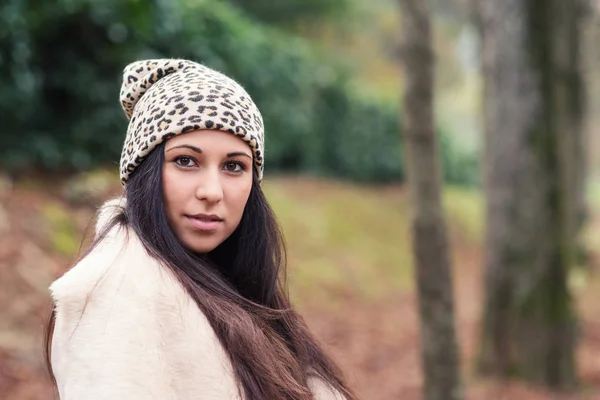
[0,0,477,185]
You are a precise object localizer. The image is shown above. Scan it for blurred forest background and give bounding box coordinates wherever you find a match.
[2,0,600,399]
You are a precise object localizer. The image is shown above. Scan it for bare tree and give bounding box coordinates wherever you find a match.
[557,0,588,270]
[477,0,586,389]
[399,1,463,399]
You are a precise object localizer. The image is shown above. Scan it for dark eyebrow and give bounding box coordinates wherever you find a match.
[166,146,251,159]
[166,144,202,154]
[227,151,252,159]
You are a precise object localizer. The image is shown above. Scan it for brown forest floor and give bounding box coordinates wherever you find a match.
[2,175,600,400]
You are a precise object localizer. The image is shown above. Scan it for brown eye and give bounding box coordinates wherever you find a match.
[224,161,244,173]
[175,156,195,167]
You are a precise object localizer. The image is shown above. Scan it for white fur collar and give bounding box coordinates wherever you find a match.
[94,196,126,238]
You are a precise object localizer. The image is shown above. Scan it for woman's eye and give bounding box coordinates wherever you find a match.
[175,156,195,167]
[224,161,243,172]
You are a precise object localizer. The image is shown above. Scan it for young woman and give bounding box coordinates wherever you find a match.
[45,59,355,400]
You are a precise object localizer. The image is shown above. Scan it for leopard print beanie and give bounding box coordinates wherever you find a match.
[118,59,265,185]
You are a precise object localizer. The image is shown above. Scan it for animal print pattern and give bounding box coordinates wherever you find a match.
[119,59,264,185]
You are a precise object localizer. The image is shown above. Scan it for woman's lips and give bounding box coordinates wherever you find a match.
[186,216,222,231]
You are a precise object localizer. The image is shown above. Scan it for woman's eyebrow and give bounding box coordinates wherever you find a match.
[166,145,250,159]
[227,151,251,159]
[166,145,202,154]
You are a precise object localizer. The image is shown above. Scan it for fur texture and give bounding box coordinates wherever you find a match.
[49,198,343,399]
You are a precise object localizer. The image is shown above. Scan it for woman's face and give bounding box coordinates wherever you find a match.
[162,129,253,254]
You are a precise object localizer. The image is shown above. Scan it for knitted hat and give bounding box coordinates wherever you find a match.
[118,59,265,185]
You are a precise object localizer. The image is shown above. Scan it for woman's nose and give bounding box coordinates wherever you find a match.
[195,169,224,203]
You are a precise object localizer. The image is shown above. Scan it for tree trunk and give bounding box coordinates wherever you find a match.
[477,0,581,390]
[399,1,463,399]
[557,0,588,269]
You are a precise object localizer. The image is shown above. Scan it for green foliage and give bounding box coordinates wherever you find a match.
[224,0,352,27]
[0,0,477,185]
[0,0,152,170]
[440,133,480,187]
[311,82,405,182]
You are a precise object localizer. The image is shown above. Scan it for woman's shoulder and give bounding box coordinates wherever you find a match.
[49,197,177,310]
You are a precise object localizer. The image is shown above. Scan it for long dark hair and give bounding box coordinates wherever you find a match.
[45,142,355,400]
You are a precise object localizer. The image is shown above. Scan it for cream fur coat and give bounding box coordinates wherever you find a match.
[49,198,344,400]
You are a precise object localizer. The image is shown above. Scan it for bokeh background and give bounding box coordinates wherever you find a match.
[1,0,600,399]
